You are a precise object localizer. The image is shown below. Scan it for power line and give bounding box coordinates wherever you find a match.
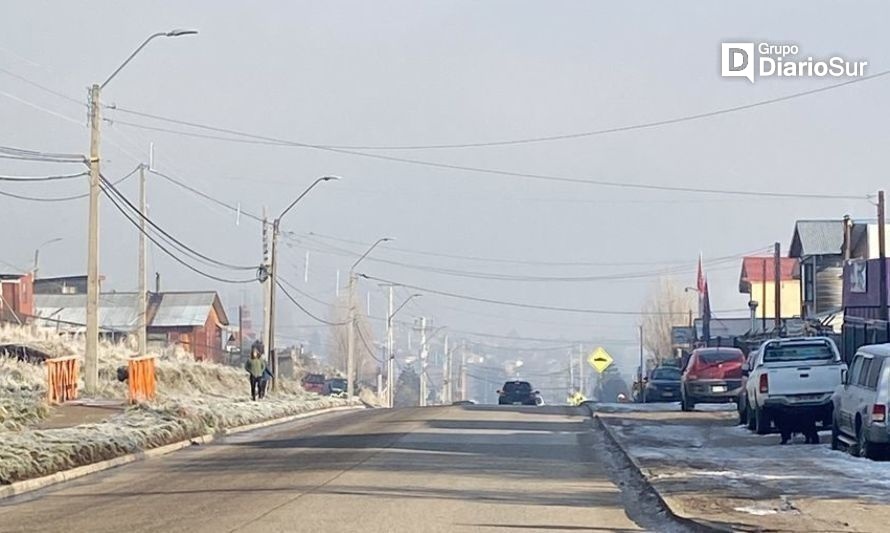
[275,278,349,326]
[99,177,257,285]
[107,107,869,200]
[111,68,890,151]
[0,170,87,182]
[0,66,85,107]
[0,166,137,202]
[149,168,265,223]
[360,274,693,316]
[99,171,257,271]
[0,144,84,162]
[355,326,384,364]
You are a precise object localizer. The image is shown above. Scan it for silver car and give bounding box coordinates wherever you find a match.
[832,344,890,459]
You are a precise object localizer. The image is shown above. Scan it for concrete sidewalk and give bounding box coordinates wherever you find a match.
[36,400,126,430]
[597,406,890,532]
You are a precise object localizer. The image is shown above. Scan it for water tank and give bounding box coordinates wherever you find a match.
[815,260,843,315]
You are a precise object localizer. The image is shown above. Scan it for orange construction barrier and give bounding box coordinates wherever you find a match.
[128,355,157,404]
[46,356,79,405]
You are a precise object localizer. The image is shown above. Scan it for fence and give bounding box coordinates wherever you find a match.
[128,355,157,403]
[842,318,890,363]
[46,356,78,405]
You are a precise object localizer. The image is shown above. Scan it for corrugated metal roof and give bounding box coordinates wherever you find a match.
[151,292,218,327]
[740,257,798,283]
[34,293,140,332]
[790,220,844,257]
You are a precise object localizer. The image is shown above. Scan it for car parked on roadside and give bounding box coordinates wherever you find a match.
[497,380,540,406]
[643,366,682,403]
[301,373,326,394]
[744,336,845,435]
[681,347,746,412]
[323,377,348,398]
[832,344,890,459]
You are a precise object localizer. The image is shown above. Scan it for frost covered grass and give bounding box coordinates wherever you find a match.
[0,325,348,485]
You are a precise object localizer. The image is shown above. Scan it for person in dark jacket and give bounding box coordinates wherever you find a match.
[245,349,267,401]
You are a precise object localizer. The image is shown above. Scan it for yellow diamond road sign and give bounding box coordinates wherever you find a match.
[588,347,613,374]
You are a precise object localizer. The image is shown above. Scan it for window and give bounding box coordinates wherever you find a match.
[858,358,873,387]
[503,381,531,393]
[803,262,815,302]
[849,355,864,386]
[651,367,682,380]
[697,349,744,364]
[866,358,885,389]
[763,341,835,363]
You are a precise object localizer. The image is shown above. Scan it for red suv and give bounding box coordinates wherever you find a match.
[681,347,746,412]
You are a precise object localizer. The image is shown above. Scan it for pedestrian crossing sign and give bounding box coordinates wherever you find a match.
[587,347,613,374]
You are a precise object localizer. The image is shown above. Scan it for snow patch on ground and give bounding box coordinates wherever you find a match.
[0,325,348,485]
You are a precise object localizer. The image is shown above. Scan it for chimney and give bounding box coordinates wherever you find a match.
[843,214,852,260]
[155,272,161,294]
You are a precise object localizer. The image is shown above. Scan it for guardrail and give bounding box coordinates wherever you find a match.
[46,356,79,405]
[128,355,157,403]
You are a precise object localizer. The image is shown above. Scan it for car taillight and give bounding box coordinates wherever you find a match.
[686,374,698,381]
[759,373,769,394]
[873,404,886,423]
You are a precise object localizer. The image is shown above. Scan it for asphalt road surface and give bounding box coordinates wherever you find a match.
[0,405,646,533]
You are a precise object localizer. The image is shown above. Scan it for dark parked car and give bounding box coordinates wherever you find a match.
[323,377,348,397]
[643,366,682,402]
[497,380,539,406]
[681,347,746,412]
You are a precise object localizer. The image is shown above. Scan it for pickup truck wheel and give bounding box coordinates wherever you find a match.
[754,407,771,435]
[858,425,878,460]
[746,404,756,431]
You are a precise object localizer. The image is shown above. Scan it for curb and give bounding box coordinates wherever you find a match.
[0,404,365,501]
[594,415,731,533]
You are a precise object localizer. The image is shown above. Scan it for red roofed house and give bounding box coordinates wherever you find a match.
[739,256,801,319]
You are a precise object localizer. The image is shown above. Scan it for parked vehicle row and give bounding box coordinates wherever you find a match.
[831,344,890,459]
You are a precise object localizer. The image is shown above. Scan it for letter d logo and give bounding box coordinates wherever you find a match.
[721,43,755,83]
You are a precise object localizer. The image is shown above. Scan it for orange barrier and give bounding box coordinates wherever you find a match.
[46,356,79,405]
[128,355,157,404]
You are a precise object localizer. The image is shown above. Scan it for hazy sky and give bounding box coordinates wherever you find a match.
[2,1,887,372]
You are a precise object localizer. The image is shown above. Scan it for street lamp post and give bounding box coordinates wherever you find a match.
[33,238,63,280]
[84,29,197,395]
[346,238,392,400]
[386,292,421,408]
[266,176,338,390]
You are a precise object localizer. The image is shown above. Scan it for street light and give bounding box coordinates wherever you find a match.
[84,29,198,395]
[266,176,338,389]
[346,237,392,400]
[33,238,63,280]
[386,293,421,407]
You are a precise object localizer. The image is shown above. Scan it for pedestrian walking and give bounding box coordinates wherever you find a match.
[259,366,274,399]
[245,348,267,401]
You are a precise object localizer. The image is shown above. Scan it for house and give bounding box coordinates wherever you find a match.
[33,290,229,362]
[790,218,890,321]
[0,272,33,324]
[738,256,800,319]
[147,292,229,362]
[841,258,890,361]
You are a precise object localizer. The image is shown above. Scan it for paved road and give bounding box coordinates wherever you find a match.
[0,405,644,533]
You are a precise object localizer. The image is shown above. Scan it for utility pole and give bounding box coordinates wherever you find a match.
[569,349,575,391]
[578,343,584,396]
[774,242,781,333]
[460,340,467,401]
[261,209,271,370]
[84,83,101,395]
[638,325,644,394]
[137,163,147,360]
[761,258,767,333]
[84,29,198,395]
[879,191,888,322]
[346,272,356,399]
[238,304,244,362]
[443,335,451,404]
[386,285,395,408]
[419,317,428,407]
[268,219,280,389]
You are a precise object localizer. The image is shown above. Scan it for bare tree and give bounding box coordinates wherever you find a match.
[327,292,378,385]
[640,278,695,366]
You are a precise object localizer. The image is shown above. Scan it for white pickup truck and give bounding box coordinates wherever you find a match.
[744,336,847,435]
